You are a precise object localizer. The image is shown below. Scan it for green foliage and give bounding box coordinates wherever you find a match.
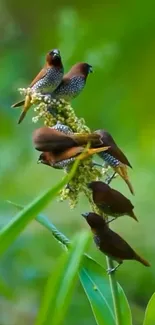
[0,277,13,299]
[143,293,155,325]
[36,232,91,325]
[79,256,132,325]
[7,201,133,325]
[0,158,79,256]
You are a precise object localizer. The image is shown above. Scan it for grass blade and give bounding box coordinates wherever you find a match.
[0,158,80,256]
[143,292,155,325]
[79,256,132,325]
[36,231,91,325]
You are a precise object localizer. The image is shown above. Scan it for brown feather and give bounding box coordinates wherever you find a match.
[71,133,102,147]
[12,100,25,108]
[95,130,132,168]
[33,127,77,153]
[113,166,134,195]
[64,62,91,79]
[29,67,48,88]
[83,212,150,267]
[89,181,137,221]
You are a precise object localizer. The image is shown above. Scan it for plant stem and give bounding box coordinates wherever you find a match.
[36,214,70,248]
[106,257,122,325]
[105,172,122,325]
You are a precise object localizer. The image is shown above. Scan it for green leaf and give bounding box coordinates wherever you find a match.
[79,256,115,325]
[36,231,91,325]
[79,256,132,325]
[118,283,132,325]
[7,202,132,325]
[0,158,80,257]
[7,201,70,247]
[143,292,155,325]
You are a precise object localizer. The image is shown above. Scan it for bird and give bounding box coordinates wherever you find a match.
[37,152,76,169]
[87,181,138,221]
[50,62,93,102]
[82,212,150,273]
[33,127,110,167]
[12,49,64,124]
[94,129,134,195]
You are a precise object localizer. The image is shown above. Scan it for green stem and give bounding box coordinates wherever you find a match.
[7,200,71,249]
[105,172,122,325]
[36,214,70,248]
[106,257,122,325]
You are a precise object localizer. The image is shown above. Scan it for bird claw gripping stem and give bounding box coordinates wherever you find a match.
[106,172,117,185]
[107,263,121,275]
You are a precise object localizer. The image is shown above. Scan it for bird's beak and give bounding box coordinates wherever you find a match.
[89,66,93,73]
[37,158,42,164]
[53,49,60,57]
[81,212,88,218]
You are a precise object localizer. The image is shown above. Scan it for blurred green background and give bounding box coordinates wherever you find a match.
[0,1,155,324]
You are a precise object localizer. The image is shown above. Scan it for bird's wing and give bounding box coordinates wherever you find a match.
[97,130,132,167]
[30,67,48,88]
[110,188,134,213]
[108,145,132,168]
[101,229,136,260]
[53,77,70,93]
[33,128,77,153]
[72,133,102,147]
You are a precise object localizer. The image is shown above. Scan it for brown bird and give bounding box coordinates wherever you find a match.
[12,49,64,124]
[50,62,92,102]
[33,127,109,167]
[82,212,150,272]
[94,129,134,195]
[88,181,138,221]
[38,152,76,169]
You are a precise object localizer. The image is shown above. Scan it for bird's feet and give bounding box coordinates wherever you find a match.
[107,262,122,274]
[107,267,117,275]
[106,172,117,185]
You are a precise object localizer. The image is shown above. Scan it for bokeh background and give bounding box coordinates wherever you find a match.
[0,1,155,324]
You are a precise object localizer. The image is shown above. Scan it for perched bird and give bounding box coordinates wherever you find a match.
[38,152,76,169]
[88,181,138,221]
[82,212,150,272]
[12,49,64,124]
[33,127,109,167]
[94,129,134,195]
[51,62,93,102]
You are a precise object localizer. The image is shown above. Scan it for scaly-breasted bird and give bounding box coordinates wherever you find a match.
[88,181,138,221]
[51,62,92,101]
[82,212,150,272]
[38,152,75,169]
[94,129,134,195]
[12,49,64,124]
[33,127,109,167]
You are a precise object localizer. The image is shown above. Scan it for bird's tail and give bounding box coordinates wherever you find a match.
[72,133,102,147]
[129,211,138,222]
[17,95,32,124]
[12,100,25,108]
[18,110,27,124]
[114,165,135,195]
[136,254,150,267]
[125,178,135,196]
